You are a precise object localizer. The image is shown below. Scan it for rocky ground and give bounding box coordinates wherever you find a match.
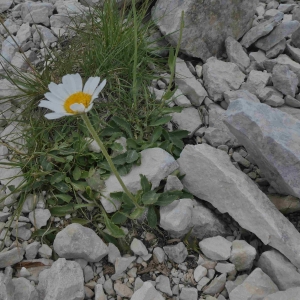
[1,0,300,299]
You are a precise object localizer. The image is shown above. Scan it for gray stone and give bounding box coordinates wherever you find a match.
[1,36,20,63]
[103,278,114,296]
[285,95,300,108]
[13,277,38,300]
[84,265,94,282]
[225,36,250,72]
[264,287,300,300]
[286,41,300,64]
[229,268,278,300]
[20,2,54,19]
[156,275,172,296]
[130,238,148,256]
[50,14,71,28]
[53,223,108,262]
[0,0,13,13]
[25,241,40,260]
[163,242,188,264]
[0,267,14,300]
[278,4,296,13]
[249,50,268,68]
[153,247,165,263]
[255,21,300,51]
[11,226,32,241]
[257,250,300,291]
[174,58,207,106]
[164,175,183,192]
[232,152,250,168]
[171,107,202,136]
[0,247,24,268]
[100,148,178,213]
[203,57,245,102]
[241,13,284,48]
[225,99,300,199]
[38,244,52,259]
[35,25,57,48]
[241,70,271,96]
[112,256,136,279]
[131,281,164,300]
[29,209,51,229]
[177,143,300,268]
[265,9,282,20]
[224,90,260,104]
[258,86,284,106]
[107,243,120,264]
[230,240,256,271]
[172,89,192,107]
[0,19,19,36]
[215,262,235,274]
[225,274,248,294]
[292,7,300,48]
[278,105,300,121]
[24,7,50,27]
[94,284,107,300]
[199,236,232,261]
[152,0,257,61]
[272,64,298,97]
[266,39,286,59]
[194,265,208,282]
[37,258,84,300]
[203,274,226,296]
[179,287,198,300]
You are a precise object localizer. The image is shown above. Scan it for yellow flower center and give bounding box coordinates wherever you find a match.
[64,92,92,114]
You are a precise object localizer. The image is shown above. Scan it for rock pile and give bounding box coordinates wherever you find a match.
[1,0,300,299]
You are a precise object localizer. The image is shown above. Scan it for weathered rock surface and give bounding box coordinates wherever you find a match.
[230,240,256,271]
[163,242,188,264]
[177,143,300,268]
[0,247,25,268]
[199,236,232,261]
[264,287,300,300]
[13,277,38,300]
[131,282,164,300]
[53,223,108,262]
[100,148,178,213]
[224,99,300,198]
[257,250,300,291]
[37,258,84,300]
[203,57,246,102]
[152,0,257,61]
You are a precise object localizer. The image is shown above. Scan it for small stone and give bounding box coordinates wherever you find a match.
[163,242,188,264]
[108,243,121,264]
[153,247,165,263]
[130,238,148,256]
[179,287,198,300]
[95,283,107,300]
[199,236,232,261]
[28,209,51,229]
[25,241,40,260]
[84,265,94,282]
[215,262,235,274]
[114,282,133,298]
[103,278,115,296]
[38,244,52,259]
[13,277,38,300]
[0,247,24,268]
[131,282,164,300]
[194,265,208,282]
[156,275,172,296]
[19,267,31,277]
[197,277,211,291]
[203,274,226,296]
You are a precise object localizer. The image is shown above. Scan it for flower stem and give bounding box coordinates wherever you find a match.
[81,113,137,205]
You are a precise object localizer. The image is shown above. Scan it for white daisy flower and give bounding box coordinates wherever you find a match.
[39,73,106,120]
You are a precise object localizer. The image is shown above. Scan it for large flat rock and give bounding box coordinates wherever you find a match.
[177,144,300,268]
[224,99,300,198]
[152,0,257,61]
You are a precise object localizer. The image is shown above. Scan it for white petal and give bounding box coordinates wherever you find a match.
[71,73,83,92]
[85,102,94,113]
[48,82,69,99]
[44,92,64,103]
[39,100,65,113]
[44,112,67,119]
[83,77,100,95]
[92,79,106,100]
[62,74,80,95]
[70,103,85,112]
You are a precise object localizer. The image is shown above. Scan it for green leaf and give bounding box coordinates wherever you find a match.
[54,194,72,203]
[117,164,131,176]
[111,212,128,225]
[48,154,66,163]
[70,180,87,192]
[110,191,124,202]
[72,166,81,181]
[126,150,139,164]
[170,138,184,149]
[52,182,70,193]
[104,214,126,238]
[161,106,183,114]
[86,172,105,192]
[129,207,146,219]
[169,130,189,139]
[49,204,74,216]
[110,142,123,151]
[147,206,157,228]
[141,190,159,205]
[140,175,151,193]
[112,153,127,165]
[100,127,122,137]
[156,193,180,206]
[126,138,138,149]
[149,116,172,127]
[168,47,175,71]
[151,127,162,143]
[122,193,135,208]
[71,218,91,225]
[31,228,57,239]
[162,89,177,101]
[111,116,133,138]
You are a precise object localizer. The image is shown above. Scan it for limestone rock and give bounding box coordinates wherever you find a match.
[163,242,188,264]
[230,240,256,271]
[131,282,164,300]
[152,0,257,61]
[203,57,246,102]
[13,277,38,300]
[0,247,24,268]
[53,223,108,262]
[37,258,84,300]
[223,90,260,104]
[264,287,300,300]
[199,236,232,261]
[177,143,300,268]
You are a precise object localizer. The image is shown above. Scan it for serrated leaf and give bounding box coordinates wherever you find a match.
[72,166,81,181]
[147,206,157,228]
[129,207,146,219]
[104,215,126,238]
[54,194,72,203]
[52,182,70,193]
[111,212,128,224]
[149,116,172,126]
[140,175,151,193]
[141,190,159,205]
[111,116,133,138]
[126,150,139,164]
[151,126,162,143]
[122,193,135,208]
